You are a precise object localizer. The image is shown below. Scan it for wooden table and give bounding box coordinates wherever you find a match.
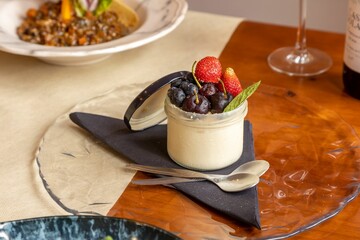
[108,21,360,239]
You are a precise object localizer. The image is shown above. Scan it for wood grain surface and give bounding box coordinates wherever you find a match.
[108,21,360,239]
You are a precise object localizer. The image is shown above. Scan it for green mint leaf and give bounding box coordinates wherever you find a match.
[224,80,261,112]
[94,0,113,16]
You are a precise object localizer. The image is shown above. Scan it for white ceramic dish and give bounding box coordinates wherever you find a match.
[0,0,187,66]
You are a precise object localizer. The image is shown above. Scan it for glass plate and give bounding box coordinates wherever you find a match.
[35,82,360,239]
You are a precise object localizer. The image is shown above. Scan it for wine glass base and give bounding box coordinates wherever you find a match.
[267,47,333,77]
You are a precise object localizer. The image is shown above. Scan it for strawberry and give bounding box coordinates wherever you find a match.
[194,56,222,83]
[219,67,243,97]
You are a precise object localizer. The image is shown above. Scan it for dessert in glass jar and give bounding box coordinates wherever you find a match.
[165,56,259,170]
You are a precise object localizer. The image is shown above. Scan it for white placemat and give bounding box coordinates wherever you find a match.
[0,11,243,221]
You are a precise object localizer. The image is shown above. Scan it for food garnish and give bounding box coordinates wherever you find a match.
[61,0,73,21]
[224,80,261,112]
[167,56,260,114]
[220,67,243,97]
[72,0,112,18]
[17,0,139,47]
[193,56,222,84]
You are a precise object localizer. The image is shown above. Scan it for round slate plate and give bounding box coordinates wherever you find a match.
[0,215,180,240]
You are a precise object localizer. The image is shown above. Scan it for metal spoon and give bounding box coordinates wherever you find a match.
[126,163,262,192]
[132,160,269,185]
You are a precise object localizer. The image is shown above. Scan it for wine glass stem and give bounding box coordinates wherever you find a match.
[267,0,332,76]
[295,0,307,52]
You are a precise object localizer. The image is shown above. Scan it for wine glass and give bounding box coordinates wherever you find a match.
[267,0,332,77]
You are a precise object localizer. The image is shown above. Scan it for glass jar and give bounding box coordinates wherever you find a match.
[164,97,248,170]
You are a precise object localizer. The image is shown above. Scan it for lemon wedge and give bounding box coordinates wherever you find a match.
[109,0,139,29]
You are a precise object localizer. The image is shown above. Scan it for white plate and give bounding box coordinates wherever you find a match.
[0,0,187,66]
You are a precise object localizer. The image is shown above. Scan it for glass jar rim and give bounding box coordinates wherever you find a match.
[164,97,248,127]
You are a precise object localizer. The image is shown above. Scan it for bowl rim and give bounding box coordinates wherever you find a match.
[0,0,188,57]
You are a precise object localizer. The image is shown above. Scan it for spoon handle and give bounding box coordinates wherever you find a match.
[132,177,203,185]
[126,163,211,179]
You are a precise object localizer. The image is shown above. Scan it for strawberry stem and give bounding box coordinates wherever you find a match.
[191,61,202,89]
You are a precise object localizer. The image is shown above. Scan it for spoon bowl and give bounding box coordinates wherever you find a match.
[210,172,260,192]
[232,160,270,177]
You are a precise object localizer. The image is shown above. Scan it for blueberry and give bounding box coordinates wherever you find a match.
[168,87,186,107]
[179,80,188,89]
[180,82,198,96]
[170,78,183,88]
[185,72,196,84]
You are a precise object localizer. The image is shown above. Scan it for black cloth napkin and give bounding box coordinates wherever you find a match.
[69,112,261,229]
